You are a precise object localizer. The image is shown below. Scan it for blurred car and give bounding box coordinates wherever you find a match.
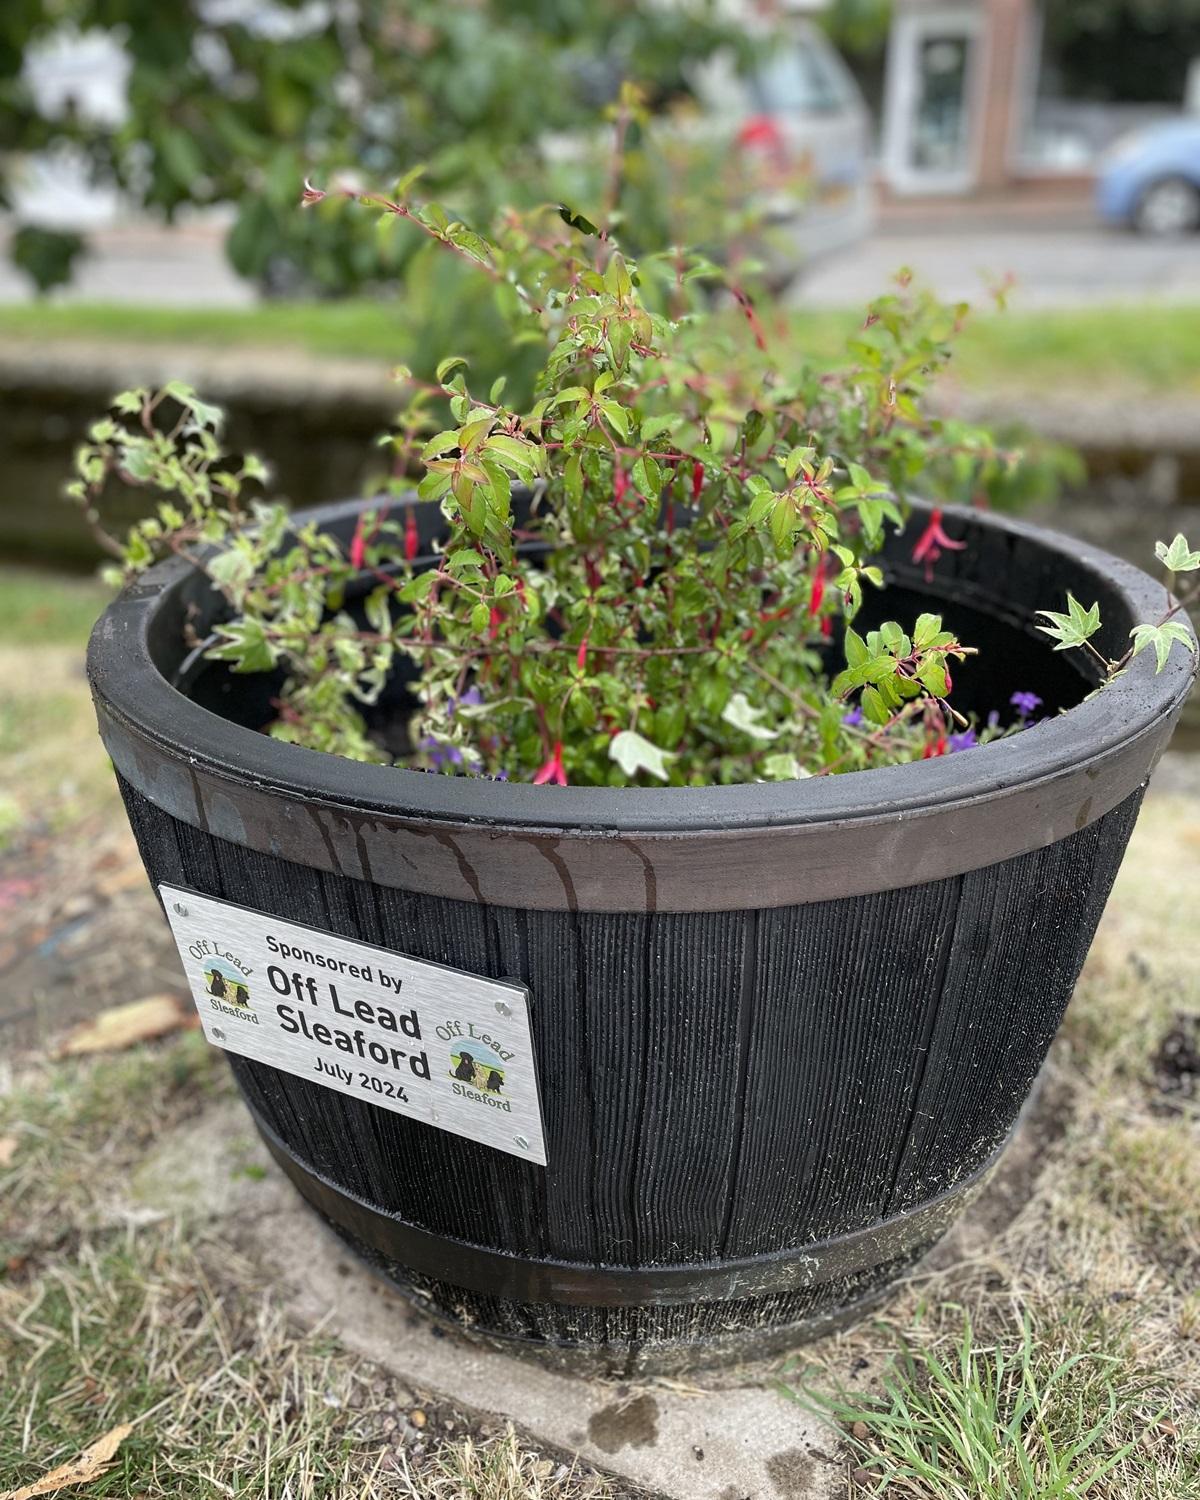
[686,22,874,274]
[545,18,873,293]
[1097,120,1200,236]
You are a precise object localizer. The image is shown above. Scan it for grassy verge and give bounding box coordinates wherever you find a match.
[0,568,117,850]
[2,300,1198,395]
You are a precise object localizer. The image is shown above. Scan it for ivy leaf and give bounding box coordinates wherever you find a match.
[1155,534,1200,573]
[1129,620,1196,673]
[207,546,255,598]
[609,730,674,782]
[207,618,278,674]
[1035,594,1102,652]
[720,692,779,741]
[760,752,809,781]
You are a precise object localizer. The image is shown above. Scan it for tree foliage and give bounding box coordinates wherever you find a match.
[0,0,742,294]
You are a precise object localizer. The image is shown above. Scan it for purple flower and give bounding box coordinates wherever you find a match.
[948,728,977,753]
[446,686,484,719]
[842,706,864,728]
[419,735,464,770]
[1010,690,1042,718]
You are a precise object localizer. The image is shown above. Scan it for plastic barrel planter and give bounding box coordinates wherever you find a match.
[88,497,1195,1375]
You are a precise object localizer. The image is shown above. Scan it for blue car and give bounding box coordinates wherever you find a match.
[1097,119,1200,235]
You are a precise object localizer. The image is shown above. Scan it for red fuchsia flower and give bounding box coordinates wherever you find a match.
[533,740,567,786]
[404,506,419,562]
[576,636,589,672]
[922,733,948,759]
[349,515,367,571]
[911,507,966,581]
[614,467,629,506]
[691,461,705,500]
[808,567,826,618]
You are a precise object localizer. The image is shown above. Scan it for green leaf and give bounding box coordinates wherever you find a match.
[917,658,948,697]
[720,692,778,741]
[1155,534,1200,573]
[912,613,944,652]
[600,401,630,440]
[392,164,427,199]
[609,729,675,782]
[422,430,461,460]
[206,618,278,674]
[1035,594,1102,652]
[1129,620,1196,673]
[760,753,808,781]
[558,204,599,237]
[631,455,662,502]
[844,628,869,668]
[861,685,890,725]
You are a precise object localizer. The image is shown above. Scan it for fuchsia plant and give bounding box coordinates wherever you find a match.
[69,168,1198,787]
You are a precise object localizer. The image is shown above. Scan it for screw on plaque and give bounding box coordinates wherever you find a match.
[495,999,512,1017]
[173,902,188,916]
[212,1027,225,1041]
[514,1135,529,1150]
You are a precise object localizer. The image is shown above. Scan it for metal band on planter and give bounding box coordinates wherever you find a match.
[252,1100,1001,1308]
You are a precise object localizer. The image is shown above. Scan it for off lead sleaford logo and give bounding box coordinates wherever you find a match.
[187,936,260,1026]
[439,1017,515,1113]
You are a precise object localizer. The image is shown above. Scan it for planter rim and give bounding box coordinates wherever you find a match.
[88,498,1196,912]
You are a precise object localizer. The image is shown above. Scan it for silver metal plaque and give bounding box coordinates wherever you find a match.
[159,883,546,1164]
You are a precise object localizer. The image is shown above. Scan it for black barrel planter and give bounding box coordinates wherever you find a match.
[88,497,1195,1375]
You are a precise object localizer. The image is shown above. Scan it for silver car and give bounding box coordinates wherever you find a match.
[544,19,873,293]
[685,22,874,276]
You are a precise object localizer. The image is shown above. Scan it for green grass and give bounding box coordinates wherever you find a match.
[786,1308,1196,1499]
[0,565,110,645]
[0,300,418,365]
[0,569,120,847]
[947,304,1200,396]
[3,299,1198,393]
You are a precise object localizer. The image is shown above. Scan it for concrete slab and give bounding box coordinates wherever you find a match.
[137,1097,843,1500]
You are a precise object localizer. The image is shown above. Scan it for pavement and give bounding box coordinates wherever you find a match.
[798,224,1200,309]
[3,210,1200,311]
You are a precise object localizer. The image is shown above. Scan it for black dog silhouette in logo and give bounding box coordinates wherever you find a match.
[232,983,249,1006]
[485,1069,503,1093]
[208,970,228,999]
[453,1051,477,1082]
